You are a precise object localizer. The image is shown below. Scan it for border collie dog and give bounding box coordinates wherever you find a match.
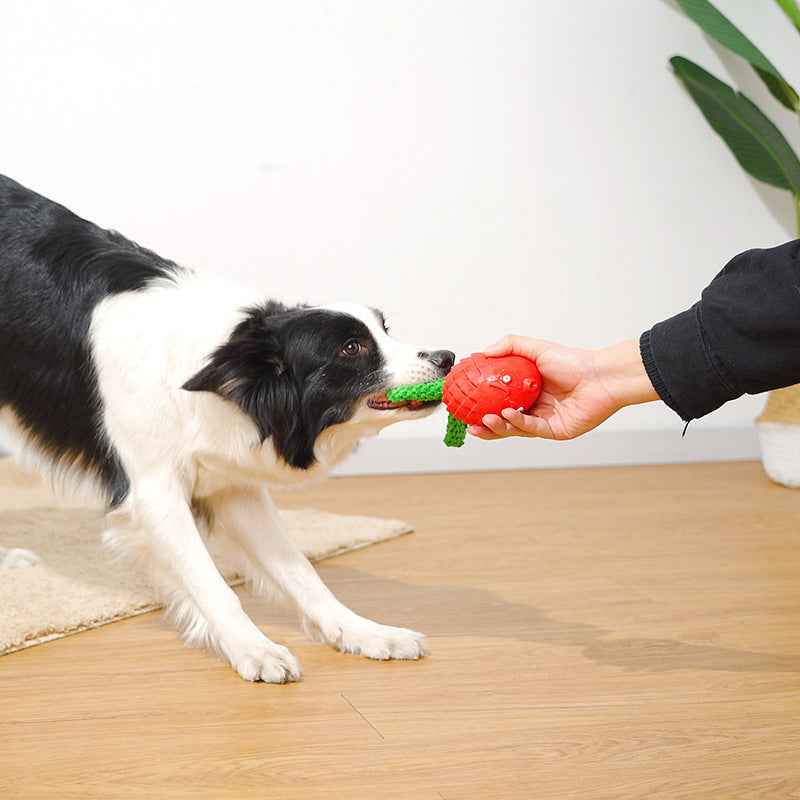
[0,174,454,682]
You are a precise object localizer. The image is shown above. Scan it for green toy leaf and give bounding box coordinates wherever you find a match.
[385,380,467,447]
[386,380,444,404]
[670,56,800,195]
[675,0,799,111]
[444,414,467,448]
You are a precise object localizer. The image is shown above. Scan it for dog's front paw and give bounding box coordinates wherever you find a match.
[224,637,302,683]
[352,622,428,661]
[0,546,42,570]
[306,613,428,661]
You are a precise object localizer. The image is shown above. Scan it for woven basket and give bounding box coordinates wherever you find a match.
[755,385,800,488]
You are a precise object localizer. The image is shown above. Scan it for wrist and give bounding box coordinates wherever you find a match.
[594,339,659,410]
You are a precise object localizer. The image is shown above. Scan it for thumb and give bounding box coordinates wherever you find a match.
[483,334,551,361]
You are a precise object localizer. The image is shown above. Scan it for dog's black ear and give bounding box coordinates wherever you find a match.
[182,347,284,396]
[182,312,287,423]
[181,308,317,469]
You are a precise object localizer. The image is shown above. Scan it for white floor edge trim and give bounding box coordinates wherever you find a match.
[334,425,762,476]
[0,425,764,479]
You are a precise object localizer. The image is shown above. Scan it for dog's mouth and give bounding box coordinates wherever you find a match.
[367,394,441,412]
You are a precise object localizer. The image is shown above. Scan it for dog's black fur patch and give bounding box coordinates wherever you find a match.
[0,175,179,505]
[183,304,387,469]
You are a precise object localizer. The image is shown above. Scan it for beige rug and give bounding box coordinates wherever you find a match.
[0,459,412,655]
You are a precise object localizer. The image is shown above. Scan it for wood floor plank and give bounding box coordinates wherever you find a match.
[2,462,799,798]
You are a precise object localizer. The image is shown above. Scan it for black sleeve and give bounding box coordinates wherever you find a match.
[639,239,800,422]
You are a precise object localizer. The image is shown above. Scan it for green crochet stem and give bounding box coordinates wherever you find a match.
[386,380,467,448]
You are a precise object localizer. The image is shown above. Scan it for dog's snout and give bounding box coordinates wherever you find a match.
[421,349,456,374]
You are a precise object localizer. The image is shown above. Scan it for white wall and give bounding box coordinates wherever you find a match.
[1,1,797,473]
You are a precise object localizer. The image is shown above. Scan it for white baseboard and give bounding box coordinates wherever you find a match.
[334,425,762,476]
[0,426,763,478]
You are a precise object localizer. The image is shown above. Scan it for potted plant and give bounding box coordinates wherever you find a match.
[668,0,800,487]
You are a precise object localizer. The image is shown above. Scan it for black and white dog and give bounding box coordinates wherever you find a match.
[0,174,454,682]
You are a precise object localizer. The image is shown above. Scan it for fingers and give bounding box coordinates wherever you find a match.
[482,334,515,357]
[467,416,511,440]
[467,424,505,441]
[468,409,543,440]
[482,334,551,361]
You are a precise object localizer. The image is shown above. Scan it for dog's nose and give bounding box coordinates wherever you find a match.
[421,349,456,374]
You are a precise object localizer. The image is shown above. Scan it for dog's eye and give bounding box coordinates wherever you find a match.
[342,340,364,356]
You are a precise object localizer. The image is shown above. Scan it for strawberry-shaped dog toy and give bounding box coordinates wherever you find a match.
[386,353,542,447]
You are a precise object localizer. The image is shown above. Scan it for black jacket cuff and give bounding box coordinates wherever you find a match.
[640,305,740,422]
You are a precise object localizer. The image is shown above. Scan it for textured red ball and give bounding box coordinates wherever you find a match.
[442,353,542,426]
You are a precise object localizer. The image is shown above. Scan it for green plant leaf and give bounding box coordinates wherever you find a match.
[676,0,799,111]
[756,67,800,111]
[671,56,800,194]
[773,0,800,34]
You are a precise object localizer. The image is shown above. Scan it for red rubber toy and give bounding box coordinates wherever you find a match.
[442,353,542,426]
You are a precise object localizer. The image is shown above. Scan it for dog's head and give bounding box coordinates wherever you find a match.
[182,301,454,470]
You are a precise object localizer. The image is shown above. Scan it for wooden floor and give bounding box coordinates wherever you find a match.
[2,461,800,798]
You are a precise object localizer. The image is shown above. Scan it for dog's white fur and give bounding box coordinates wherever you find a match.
[54,274,440,682]
[0,173,454,681]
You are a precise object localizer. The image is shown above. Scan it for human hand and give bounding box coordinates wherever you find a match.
[468,336,658,441]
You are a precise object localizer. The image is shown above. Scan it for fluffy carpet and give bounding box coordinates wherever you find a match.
[0,459,412,655]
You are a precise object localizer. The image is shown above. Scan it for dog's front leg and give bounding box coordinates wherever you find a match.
[0,545,41,569]
[105,481,301,683]
[211,487,428,662]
